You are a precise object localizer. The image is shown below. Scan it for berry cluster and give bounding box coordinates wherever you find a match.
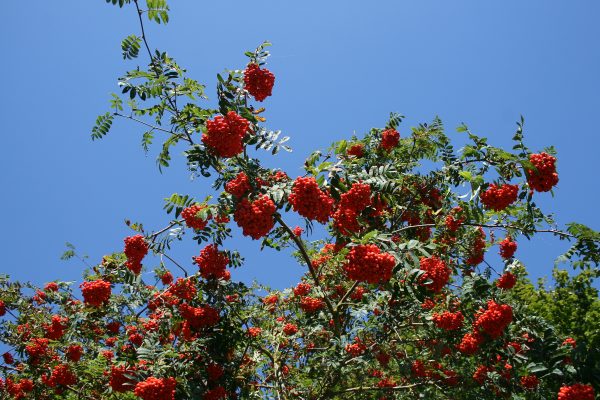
[194,244,230,280]
[293,282,311,296]
[499,237,517,259]
[225,172,252,198]
[346,143,364,157]
[124,234,149,275]
[333,182,373,235]
[179,303,220,329]
[380,128,400,151]
[344,244,395,284]
[527,152,559,192]
[202,111,250,158]
[43,364,77,388]
[244,63,275,102]
[465,227,486,266]
[0,300,6,317]
[520,375,540,390]
[557,383,595,400]
[419,256,451,293]
[457,332,484,354]
[181,204,209,230]
[134,377,177,400]
[345,338,367,357]
[473,300,513,338]
[283,323,298,335]
[109,365,136,393]
[480,184,518,211]
[80,280,111,307]
[288,177,334,223]
[299,297,325,313]
[496,272,517,290]
[233,195,276,239]
[432,311,464,331]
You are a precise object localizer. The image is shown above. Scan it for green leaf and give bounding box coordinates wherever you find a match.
[121,35,142,60]
[91,112,114,140]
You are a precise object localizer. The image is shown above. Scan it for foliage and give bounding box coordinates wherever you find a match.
[1,2,598,400]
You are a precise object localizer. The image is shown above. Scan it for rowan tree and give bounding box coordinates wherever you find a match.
[0,1,598,399]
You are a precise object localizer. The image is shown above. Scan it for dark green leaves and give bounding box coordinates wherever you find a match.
[91,112,114,140]
[121,35,142,59]
[105,0,131,7]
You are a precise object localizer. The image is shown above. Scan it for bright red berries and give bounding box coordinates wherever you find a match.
[527,152,559,192]
[124,234,149,275]
[419,256,451,293]
[346,143,364,157]
[457,332,484,355]
[194,244,229,280]
[288,177,334,223]
[557,383,594,400]
[134,377,177,400]
[202,111,250,158]
[473,300,513,338]
[499,236,517,259]
[181,204,209,230]
[80,280,111,307]
[432,311,464,331]
[66,345,83,362]
[225,172,252,198]
[345,338,367,357]
[244,63,275,102]
[344,244,395,284]
[299,297,325,313]
[340,182,372,211]
[0,300,5,316]
[110,365,136,393]
[282,323,298,335]
[380,128,400,151]
[44,364,77,388]
[480,183,518,211]
[496,272,517,290]
[233,195,276,240]
[179,303,220,329]
[293,282,311,296]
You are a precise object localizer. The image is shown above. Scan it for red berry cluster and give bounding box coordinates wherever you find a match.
[44,315,68,340]
[167,278,197,301]
[288,177,334,223]
[432,311,464,331]
[340,182,372,211]
[520,375,540,390]
[204,386,228,400]
[179,303,220,330]
[43,364,77,388]
[109,365,136,393]
[457,332,484,355]
[80,280,111,307]
[419,256,451,293]
[194,244,230,280]
[247,327,262,337]
[299,297,325,313]
[496,272,517,290]
[333,182,373,235]
[527,152,559,192]
[558,383,595,400]
[344,244,395,284]
[0,300,6,316]
[480,184,518,211]
[66,345,83,362]
[346,143,364,157]
[465,227,486,266]
[380,128,400,151]
[282,323,298,336]
[499,237,517,259]
[293,282,311,296]
[124,234,149,275]
[473,300,513,338]
[233,195,276,240]
[181,204,209,230]
[244,63,275,102]
[202,111,250,158]
[345,338,367,357]
[225,172,252,198]
[134,377,177,400]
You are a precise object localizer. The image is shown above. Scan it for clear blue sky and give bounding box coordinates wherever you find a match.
[1,1,598,290]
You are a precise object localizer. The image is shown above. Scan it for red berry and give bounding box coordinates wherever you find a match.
[202,111,250,158]
[244,63,275,102]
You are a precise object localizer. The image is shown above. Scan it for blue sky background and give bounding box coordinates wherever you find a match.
[1,1,598,291]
